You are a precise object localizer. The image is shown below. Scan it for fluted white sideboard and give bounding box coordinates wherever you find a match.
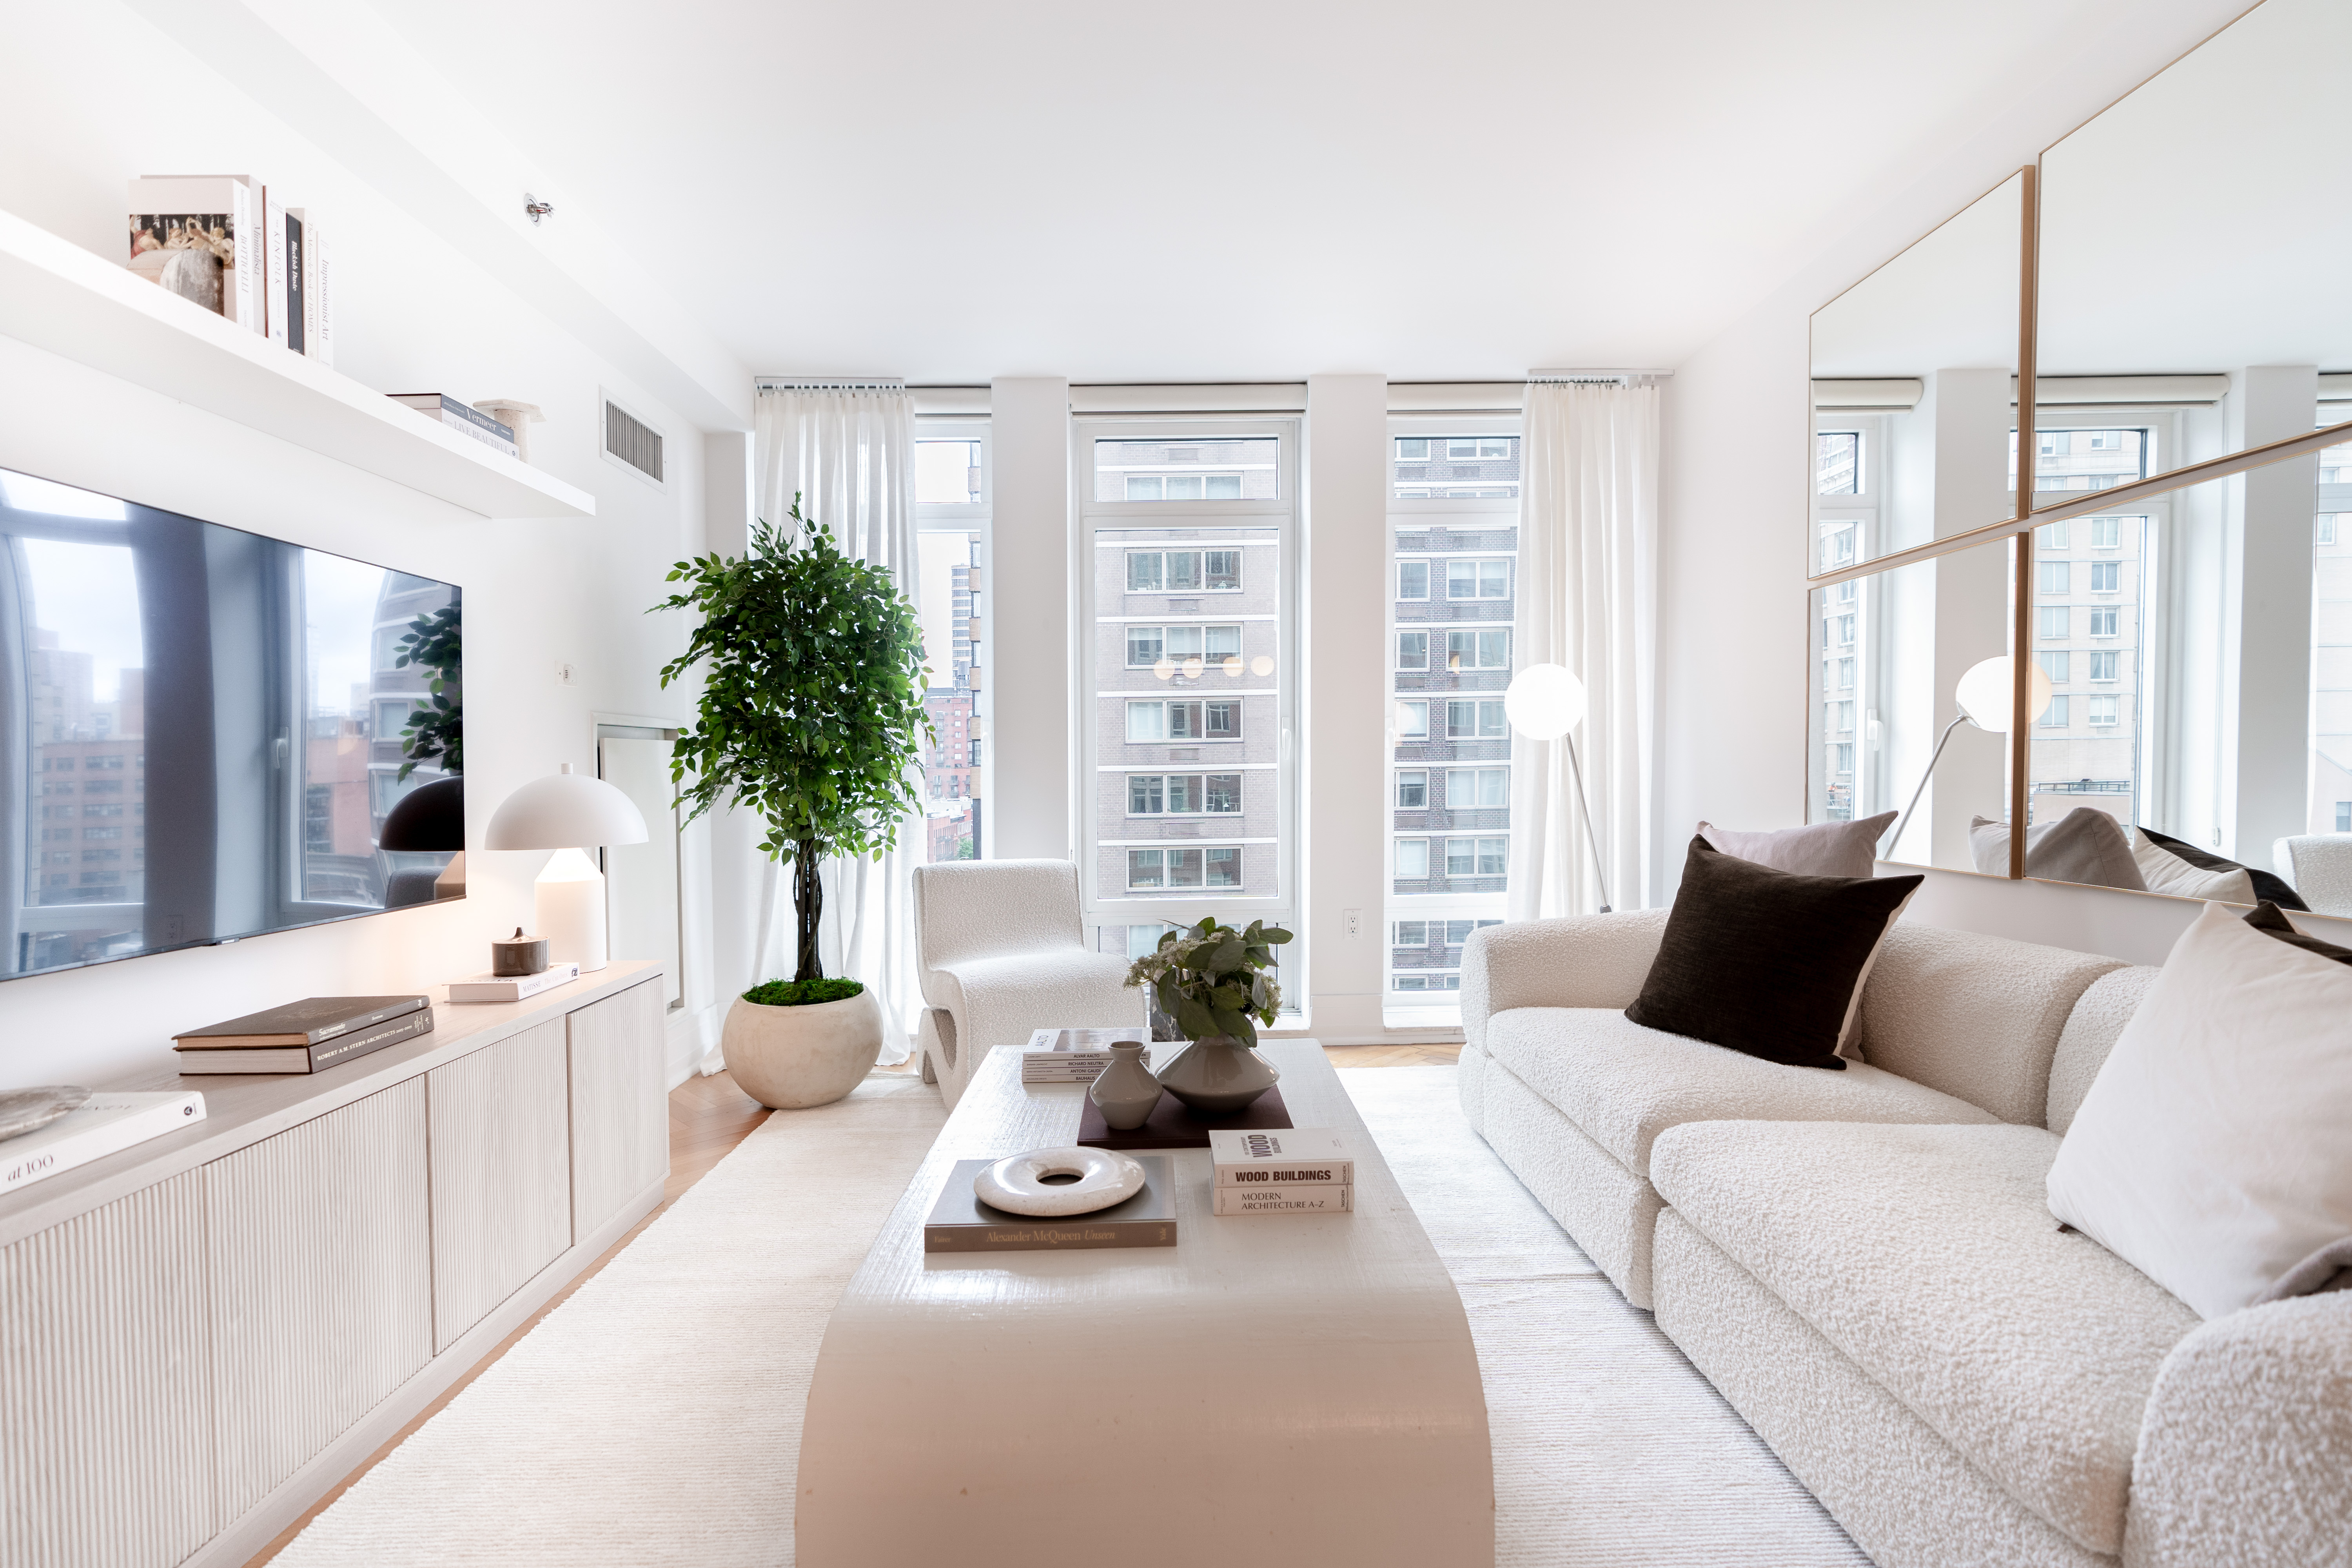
[0,961,670,1568]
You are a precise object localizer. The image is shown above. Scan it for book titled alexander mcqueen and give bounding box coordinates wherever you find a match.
[923,1156,1176,1253]
[1207,1127,1358,1187]
[174,1006,434,1075]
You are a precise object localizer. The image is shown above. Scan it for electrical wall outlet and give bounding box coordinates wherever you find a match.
[554,662,577,686]
[1343,907,1362,938]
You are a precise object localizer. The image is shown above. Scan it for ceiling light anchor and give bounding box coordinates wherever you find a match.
[524,194,554,225]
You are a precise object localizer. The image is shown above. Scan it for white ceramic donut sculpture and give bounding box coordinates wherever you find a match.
[973,1146,1147,1217]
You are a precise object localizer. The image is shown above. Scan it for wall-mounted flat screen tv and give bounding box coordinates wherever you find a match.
[0,465,462,981]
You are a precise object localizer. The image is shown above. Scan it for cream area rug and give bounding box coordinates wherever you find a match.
[275,1065,1866,1566]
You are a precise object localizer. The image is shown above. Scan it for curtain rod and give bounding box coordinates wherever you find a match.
[756,376,907,392]
[1526,368,1673,383]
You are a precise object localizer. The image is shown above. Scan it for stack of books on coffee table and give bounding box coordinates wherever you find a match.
[1208,1127,1356,1216]
[1020,1027,1151,1084]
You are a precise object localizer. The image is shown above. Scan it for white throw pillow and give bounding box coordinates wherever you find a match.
[2046,900,2352,1318]
[2129,827,2257,904]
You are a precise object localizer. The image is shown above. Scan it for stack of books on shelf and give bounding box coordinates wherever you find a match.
[388,394,518,457]
[126,176,331,363]
[1020,1027,1151,1084]
[447,962,579,1004]
[2,1092,206,1196]
[171,995,433,1075]
[1209,1127,1355,1216]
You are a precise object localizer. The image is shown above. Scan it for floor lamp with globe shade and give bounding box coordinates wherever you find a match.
[1504,662,1612,914]
[1885,655,2053,860]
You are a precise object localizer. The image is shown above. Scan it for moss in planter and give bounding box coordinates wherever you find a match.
[742,977,866,1008]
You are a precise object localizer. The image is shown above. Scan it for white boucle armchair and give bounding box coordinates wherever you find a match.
[911,858,1145,1108]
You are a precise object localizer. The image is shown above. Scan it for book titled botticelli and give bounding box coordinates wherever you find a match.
[922,1156,1176,1252]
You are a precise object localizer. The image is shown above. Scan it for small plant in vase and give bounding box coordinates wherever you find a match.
[1124,917,1292,1114]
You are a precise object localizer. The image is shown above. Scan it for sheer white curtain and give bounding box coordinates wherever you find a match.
[706,383,920,1070]
[1507,380,1659,919]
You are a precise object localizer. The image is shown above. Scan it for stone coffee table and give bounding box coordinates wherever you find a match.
[796,1039,1493,1566]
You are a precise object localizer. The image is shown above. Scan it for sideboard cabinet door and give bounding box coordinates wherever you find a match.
[0,1172,213,1568]
[567,978,668,1240]
[205,1079,431,1524]
[428,1018,570,1352]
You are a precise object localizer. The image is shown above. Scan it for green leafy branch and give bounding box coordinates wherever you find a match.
[393,599,461,781]
[1123,917,1292,1047]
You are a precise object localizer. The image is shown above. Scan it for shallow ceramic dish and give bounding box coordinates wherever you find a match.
[0,1085,91,1142]
[973,1146,1147,1217]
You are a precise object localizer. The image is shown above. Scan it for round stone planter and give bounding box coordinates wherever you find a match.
[721,985,884,1109]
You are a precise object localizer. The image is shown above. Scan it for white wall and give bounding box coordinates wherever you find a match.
[0,0,717,1087]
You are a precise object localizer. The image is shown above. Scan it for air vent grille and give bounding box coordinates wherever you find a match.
[604,401,663,482]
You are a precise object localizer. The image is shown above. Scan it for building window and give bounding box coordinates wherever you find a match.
[1396,631,1428,670]
[1444,836,1507,877]
[1816,432,1860,496]
[2092,517,2122,550]
[2089,607,2119,638]
[2040,607,2069,640]
[2038,651,2069,684]
[1124,550,1245,593]
[2089,561,2119,593]
[2338,802,2350,833]
[1445,699,1507,739]
[2041,695,2070,728]
[2089,695,2119,727]
[1125,846,1245,889]
[1397,561,1430,600]
[2039,561,2069,595]
[1833,742,1855,775]
[2089,651,2119,682]
[1125,624,1243,668]
[1395,699,1430,740]
[1396,771,1427,809]
[1819,521,1858,570]
[1833,614,1855,646]
[1445,559,1511,599]
[1097,437,1278,504]
[1444,629,1511,670]
[1445,767,1508,807]
[2038,519,2071,550]
[1396,838,1430,878]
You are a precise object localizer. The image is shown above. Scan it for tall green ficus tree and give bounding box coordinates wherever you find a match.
[653,498,931,985]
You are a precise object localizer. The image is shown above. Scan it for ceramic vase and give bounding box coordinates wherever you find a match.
[1088,1042,1163,1130]
[720,985,883,1110]
[1155,1035,1280,1115]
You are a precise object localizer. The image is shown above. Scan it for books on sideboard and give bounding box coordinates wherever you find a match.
[1,1092,207,1195]
[172,995,434,1075]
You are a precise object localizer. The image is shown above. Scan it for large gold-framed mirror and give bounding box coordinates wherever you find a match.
[1809,174,2024,575]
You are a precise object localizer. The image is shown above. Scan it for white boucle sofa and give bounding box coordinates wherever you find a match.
[1459,909,2352,1568]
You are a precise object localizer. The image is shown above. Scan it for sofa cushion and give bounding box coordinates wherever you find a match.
[1650,1120,2201,1555]
[1482,1006,1999,1180]
[1623,837,1922,1069]
[1697,811,1895,878]
[1854,923,2128,1126]
[2045,965,2158,1136]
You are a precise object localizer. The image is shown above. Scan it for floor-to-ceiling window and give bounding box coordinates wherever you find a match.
[1385,416,1518,1016]
[1075,420,1298,982]
[914,418,990,862]
[2316,422,2352,835]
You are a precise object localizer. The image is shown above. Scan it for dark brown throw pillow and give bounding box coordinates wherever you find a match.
[2243,900,2352,966]
[1625,837,1925,1070]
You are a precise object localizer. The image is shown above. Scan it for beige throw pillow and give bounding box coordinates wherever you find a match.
[1969,808,2148,891]
[2046,901,2352,1318]
[1696,811,1896,880]
[2129,826,2258,903]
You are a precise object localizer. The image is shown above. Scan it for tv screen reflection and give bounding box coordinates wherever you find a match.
[0,465,462,980]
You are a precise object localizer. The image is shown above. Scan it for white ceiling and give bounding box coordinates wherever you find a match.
[367,0,2252,386]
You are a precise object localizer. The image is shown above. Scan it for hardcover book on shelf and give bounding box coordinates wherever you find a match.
[265,191,296,350]
[291,209,332,364]
[174,1007,434,1075]
[1208,1127,1358,1187]
[388,394,519,457]
[1020,1026,1151,1083]
[1,1092,207,1195]
[923,1155,1176,1252]
[1212,1185,1351,1216]
[127,175,263,333]
[173,995,430,1049]
[447,963,579,1004]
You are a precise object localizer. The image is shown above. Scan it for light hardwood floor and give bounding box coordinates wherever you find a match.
[243,1040,1459,1566]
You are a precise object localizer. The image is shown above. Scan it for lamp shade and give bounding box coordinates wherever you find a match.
[377,776,464,852]
[485,764,649,850]
[1952,656,2054,733]
[1504,663,1588,740]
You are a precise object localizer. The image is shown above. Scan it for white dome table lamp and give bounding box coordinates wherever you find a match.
[1504,662,1612,913]
[1886,655,2054,858]
[484,764,649,972]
